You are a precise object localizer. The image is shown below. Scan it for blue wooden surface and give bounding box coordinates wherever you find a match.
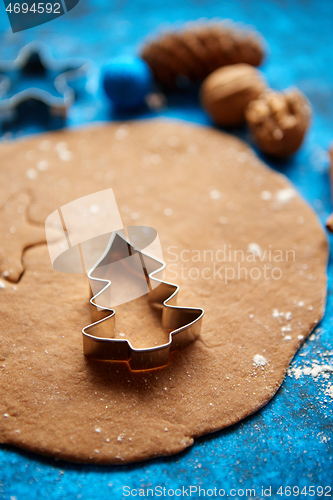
[0,1,333,498]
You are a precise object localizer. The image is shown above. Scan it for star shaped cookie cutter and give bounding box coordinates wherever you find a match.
[0,42,88,122]
[82,230,204,371]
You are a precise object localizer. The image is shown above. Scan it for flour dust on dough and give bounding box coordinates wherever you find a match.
[0,120,327,463]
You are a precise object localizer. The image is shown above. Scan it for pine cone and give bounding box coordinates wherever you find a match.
[141,21,265,88]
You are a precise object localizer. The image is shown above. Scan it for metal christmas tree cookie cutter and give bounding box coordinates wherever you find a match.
[82,230,204,371]
[45,189,204,372]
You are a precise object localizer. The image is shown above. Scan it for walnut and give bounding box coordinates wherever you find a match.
[200,63,267,127]
[141,21,265,88]
[245,88,311,157]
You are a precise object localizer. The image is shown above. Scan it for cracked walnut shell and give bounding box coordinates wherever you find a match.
[141,21,265,88]
[200,63,267,127]
[245,88,311,157]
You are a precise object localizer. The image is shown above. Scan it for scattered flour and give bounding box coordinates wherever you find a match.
[253,354,267,368]
[209,189,221,200]
[260,190,272,201]
[26,168,38,180]
[289,362,333,379]
[37,160,49,172]
[272,309,285,318]
[55,142,73,162]
[114,126,128,141]
[325,385,333,399]
[276,188,295,204]
[248,243,262,258]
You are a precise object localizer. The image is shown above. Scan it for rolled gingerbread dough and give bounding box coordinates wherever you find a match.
[0,120,328,463]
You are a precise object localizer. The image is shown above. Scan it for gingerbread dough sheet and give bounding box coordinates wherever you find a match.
[0,120,327,464]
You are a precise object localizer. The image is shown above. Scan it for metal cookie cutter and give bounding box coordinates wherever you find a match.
[45,189,204,371]
[0,41,88,122]
[82,230,204,371]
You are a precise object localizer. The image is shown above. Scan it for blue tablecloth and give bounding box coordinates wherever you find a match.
[0,1,332,498]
